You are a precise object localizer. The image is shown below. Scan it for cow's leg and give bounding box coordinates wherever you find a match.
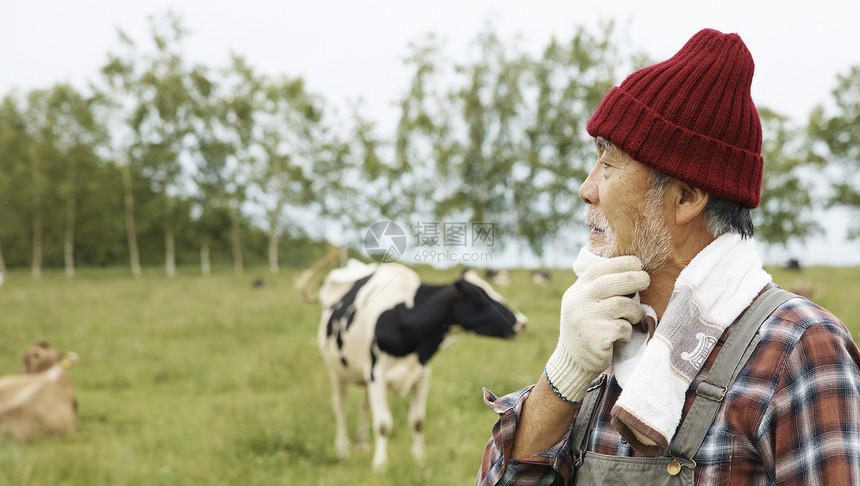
[355,387,370,451]
[367,374,393,470]
[328,372,350,458]
[408,366,432,461]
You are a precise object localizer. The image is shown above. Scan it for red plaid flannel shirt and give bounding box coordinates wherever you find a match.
[477,293,860,485]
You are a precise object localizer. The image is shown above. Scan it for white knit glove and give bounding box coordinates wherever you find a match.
[545,255,650,404]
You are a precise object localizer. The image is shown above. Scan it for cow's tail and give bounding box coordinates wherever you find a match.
[297,245,341,304]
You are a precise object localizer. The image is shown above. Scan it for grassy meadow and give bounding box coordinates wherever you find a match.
[0,263,857,485]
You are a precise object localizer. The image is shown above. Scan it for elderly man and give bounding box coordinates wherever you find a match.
[477,28,860,485]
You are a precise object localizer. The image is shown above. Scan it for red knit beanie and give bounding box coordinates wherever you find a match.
[586,28,764,208]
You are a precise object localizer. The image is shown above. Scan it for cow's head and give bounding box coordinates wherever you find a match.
[21,341,77,373]
[450,270,527,339]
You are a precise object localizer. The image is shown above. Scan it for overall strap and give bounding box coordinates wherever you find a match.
[669,287,797,461]
[571,374,607,467]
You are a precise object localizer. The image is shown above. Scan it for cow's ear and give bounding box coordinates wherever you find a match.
[452,280,466,299]
[453,279,480,301]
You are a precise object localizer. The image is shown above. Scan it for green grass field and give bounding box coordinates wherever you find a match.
[0,263,857,485]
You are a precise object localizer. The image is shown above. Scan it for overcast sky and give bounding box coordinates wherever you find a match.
[1,0,859,265]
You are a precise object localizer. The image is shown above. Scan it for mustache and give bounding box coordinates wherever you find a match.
[584,206,610,232]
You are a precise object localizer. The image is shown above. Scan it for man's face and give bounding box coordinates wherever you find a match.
[579,138,672,271]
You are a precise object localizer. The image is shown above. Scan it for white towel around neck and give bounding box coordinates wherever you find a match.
[571,234,771,454]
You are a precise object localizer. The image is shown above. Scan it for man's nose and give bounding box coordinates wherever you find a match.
[579,171,598,205]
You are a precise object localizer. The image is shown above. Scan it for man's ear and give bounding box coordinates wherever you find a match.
[672,181,709,226]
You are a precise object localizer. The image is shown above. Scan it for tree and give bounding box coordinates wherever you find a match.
[809,65,860,240]
[397,29,540,263]
[18,89,56,279]
[520,24,621,266]
[93,29,145,277]
[754,107,820,254]
[195,55,264,276]
[252,75,321,273]
[42,84,105,277]
[432,28,534,265]
[453,29,509,226]
[93,12,205,277]
[310,107,387,257]
[393,24,624,265]
[131,13,199,277]
[0,95,30,282]
[186,64,224,275]
[1,91,121,273]
[395,34,461,224]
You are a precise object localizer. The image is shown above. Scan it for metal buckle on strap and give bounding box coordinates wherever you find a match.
[586,374,607,392]
[573,451,584,468]
[667,452,697,476]
[695,380,727,402]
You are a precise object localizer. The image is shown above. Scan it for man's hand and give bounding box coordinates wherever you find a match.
[544,255,650,403]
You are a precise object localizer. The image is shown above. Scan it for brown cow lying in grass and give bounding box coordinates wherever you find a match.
[0,341,78,441]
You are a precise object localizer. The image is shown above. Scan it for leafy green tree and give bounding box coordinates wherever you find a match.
[463,30,533,262]
[18,89,56,279]
[130,13,200,277]
[396,29,521,258]
[521,24,620,266]
[394,24,623,265]
[0,95,30,281]
[755,107,820,254]
[71,154,128,268]
[185,64,224,275]
[194,55,264,276]
[92,12,208,277]
[310,108,386,256]
[1,91,118,274]
[395,34,461,223]
[251,75,321,273]
[809,65,860,240]
[92,28,145,277]
[41,84,105,277]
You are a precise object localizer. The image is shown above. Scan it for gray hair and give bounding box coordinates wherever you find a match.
[648,171,754,238]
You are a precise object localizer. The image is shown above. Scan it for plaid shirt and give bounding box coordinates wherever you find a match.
[477,293,860,485]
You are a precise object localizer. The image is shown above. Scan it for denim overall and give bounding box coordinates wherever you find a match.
[570,288,794,485]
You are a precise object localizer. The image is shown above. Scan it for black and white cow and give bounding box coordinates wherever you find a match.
[484,269,511,287]
[316,259,526,469]
[531,270,551,285]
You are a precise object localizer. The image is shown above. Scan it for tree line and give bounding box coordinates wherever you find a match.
[1,13,858,280]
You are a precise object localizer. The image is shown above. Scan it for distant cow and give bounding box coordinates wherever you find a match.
[484,269,511,287]
[0,341,78,441]
[312,259,526,469]
[784,257,802,271]
[531,270,551,285]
